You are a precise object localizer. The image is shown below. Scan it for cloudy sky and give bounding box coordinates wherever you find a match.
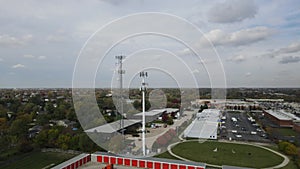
[0,0,299,88]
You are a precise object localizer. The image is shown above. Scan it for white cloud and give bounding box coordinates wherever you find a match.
[207,0,258,23]
[279,56,300,64]
[0,34,33,47]
[23,54,47,60]
[278,42,300,54]
[23,54,35,58]
[99,0,126,6]
[38,55,47,60]
[227,55,246,62]
[0,1,299,88]
[245,72,252,77]
[200,26,273,47]
[261,42,300,58]
[0,58,3,62]
[46,35,67,42]
[12,64,25,69]
[176,48,193,57]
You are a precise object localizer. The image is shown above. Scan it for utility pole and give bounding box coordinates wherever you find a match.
[116,55,125,136]
[140,71,148,156]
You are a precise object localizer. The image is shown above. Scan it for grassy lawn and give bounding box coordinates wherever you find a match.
[172,141,284,168]
[0,147,19,160]
[277,128,299,136]
[0,151,76,169]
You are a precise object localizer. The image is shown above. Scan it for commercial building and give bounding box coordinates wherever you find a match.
[263,110,300,127]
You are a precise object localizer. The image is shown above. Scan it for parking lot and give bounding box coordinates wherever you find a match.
[219,111,270,142]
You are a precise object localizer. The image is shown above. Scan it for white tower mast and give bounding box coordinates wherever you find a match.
[140,71,148,156]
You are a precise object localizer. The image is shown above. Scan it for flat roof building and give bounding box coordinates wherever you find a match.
[132,108,179,123]
[85,119,141,134]
[183,109,220,139]
[264,110,300,127]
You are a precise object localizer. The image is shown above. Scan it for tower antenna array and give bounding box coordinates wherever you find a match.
[115,55,125,136]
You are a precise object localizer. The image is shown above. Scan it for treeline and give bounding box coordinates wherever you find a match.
[278,141,300,168]
[34,126,102,152]
[0,90,103,161]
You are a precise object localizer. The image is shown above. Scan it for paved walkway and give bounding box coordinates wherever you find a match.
[167,139,289,169]
[129,110,195,152]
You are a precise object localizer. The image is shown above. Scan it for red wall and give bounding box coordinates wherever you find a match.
[93,154,205,169]
[294,123,300,133]
[117,158,123,165]
[62,154,91,169]
[139,160,146,168]
[155,162,161,169]
[147,161,154,168]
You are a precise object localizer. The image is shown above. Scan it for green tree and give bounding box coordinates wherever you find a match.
[53,104,66,119]
[48,128,60,147]
[285,143,298,156]
[78,133,100,152]
[23,103,36,114]
[69,135,80,150]
[57,134,71,150]
[35,130,48,147]
[278,141,298,156]
[45,103,54,114]
[133,100,141,110]
[17,138,33,153]
[10,114,31,139]
[36,114,50,126]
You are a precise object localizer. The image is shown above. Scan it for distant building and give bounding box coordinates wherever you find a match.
[263,110,300,127]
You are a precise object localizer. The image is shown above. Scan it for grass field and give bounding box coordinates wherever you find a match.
[172,141,284,168]
[277,128,299,136]
[0,151,76,169]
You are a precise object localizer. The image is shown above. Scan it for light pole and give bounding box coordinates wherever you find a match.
[140,71,148,156]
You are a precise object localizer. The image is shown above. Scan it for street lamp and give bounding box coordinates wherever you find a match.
[140,71,148,156]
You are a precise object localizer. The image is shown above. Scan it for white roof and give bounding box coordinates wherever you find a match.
[134,108,179,117]
[265,109,300,121]
[184,109,220,139]
[85,119,141,134]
